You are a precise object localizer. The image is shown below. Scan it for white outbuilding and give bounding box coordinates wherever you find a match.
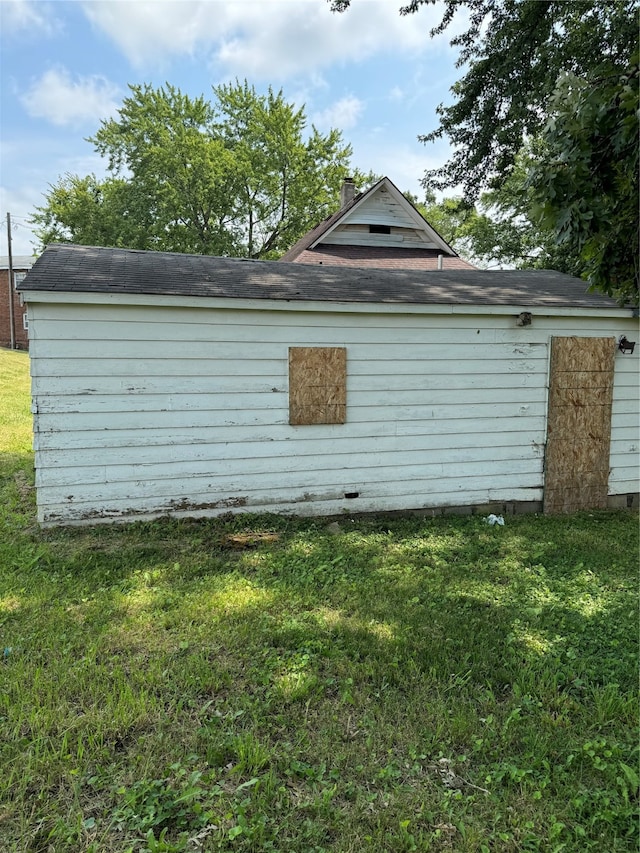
[19,244,638,526]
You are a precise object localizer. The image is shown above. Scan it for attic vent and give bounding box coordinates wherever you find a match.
[369,224,391,234]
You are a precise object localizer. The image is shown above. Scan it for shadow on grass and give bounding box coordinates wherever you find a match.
[2,484,638,852]
[1,441,635,691]
[4,502,634,697]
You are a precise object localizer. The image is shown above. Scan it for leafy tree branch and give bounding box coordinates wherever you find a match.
[33,81,371,260]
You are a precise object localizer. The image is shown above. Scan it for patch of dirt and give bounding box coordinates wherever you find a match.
[13,470,34,501]
[220,532,280,550]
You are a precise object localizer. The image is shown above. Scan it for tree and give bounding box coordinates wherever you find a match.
[331,0,638,302]
[31,174,170,251]
[527,57,639,303]
[407,159,585,274]
[33,82,367,258]
[451,147,586,274]
[211,81,358,258]
[331,1,636,196]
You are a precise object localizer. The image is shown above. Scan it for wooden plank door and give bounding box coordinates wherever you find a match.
[544,336,615,514]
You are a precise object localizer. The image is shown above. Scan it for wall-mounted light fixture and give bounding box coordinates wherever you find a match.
[618,336,636,354]
[516,312,532,326]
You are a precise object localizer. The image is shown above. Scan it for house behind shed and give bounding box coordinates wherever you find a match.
[19,244,639,526]
[1,254,34,350]
[281,176,475,271]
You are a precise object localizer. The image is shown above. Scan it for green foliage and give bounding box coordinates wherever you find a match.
[33,174,157,250]
[527,58,639,304]
[332,0,638,300]
[471,146,585,274]
[412,193,526,270]
[416,129,635,294]
[32,81,366,259]
[409,161,584,273]
[92,84,240,256]
[111,759,221,845]
[212,81,357,259]
[377,0,636,199]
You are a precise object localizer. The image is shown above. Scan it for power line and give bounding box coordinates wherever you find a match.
[4,213,33,226]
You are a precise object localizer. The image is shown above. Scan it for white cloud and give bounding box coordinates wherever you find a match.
[82,1,208,65]
[20,67,121,128]
[313,95,364,130]
[81,0,447,77]
[0,0,61,36]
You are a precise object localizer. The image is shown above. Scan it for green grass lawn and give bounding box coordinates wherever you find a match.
[0,347,638,852]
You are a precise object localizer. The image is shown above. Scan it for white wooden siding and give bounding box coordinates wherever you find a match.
[321,185,441,249]
[341,189,417,228]
[27,300,639,524]
[609,348,640,491]
[322,225,438,250]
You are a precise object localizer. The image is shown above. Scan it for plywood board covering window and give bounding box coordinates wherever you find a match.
[289,347,346,425]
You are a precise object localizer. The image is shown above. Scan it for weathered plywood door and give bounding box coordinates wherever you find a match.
[544,336,615,514]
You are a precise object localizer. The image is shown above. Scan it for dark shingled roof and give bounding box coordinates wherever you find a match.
[19,244,624,310]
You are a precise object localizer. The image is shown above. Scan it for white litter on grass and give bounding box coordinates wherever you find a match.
[484,514,505,526]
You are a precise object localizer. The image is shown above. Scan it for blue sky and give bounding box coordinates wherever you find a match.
[0,0,466,256]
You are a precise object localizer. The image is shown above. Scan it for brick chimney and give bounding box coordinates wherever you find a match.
[340,177,356,208]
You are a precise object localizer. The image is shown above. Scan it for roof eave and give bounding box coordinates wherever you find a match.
[19,287,635,319]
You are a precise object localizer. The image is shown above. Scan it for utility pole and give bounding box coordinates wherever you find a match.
[6,212,16,349]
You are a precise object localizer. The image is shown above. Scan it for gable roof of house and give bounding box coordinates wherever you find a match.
[280,176,463,263]
[19,244,626,312]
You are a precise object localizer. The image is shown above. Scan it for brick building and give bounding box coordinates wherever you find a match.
[1,255,34,350]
